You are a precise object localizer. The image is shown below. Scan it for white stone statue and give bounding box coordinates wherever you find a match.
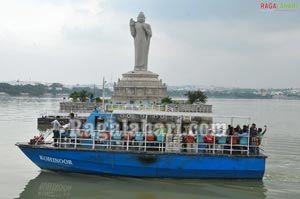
[130,12,152,71]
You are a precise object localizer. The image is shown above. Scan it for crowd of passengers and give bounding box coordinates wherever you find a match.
[51,113,267,155]
[178,123,267,154]
[225,123,267,138]
[208,123,267,154]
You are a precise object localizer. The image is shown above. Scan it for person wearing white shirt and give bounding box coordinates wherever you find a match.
[51,116,61,146]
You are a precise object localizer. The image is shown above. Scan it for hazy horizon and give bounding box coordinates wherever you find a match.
[2,79,299,90]
[0,0,299,88]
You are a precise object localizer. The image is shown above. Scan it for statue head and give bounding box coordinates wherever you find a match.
[137,12,145,23]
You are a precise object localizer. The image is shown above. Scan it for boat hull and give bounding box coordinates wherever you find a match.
[17,144,266,179]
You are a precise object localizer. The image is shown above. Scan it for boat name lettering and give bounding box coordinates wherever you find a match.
[39,155,73,165]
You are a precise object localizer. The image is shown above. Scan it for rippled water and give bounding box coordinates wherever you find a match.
[0,97,299,199]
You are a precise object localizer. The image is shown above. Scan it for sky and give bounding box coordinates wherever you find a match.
[0,0,299,88]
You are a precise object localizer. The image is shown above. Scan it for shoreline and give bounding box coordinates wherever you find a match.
[0,95,299,101]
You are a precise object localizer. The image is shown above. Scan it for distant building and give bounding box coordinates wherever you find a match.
[260,89,269,96]
[0,92,8,96]
[8,80,39,86]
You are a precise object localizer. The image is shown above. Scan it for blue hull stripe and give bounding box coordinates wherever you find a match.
[18,145,266,179]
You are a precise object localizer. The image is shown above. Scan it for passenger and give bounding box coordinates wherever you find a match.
[250,123,258,137]
[51,116,61,146]
[237,126,249,154]
[69,113,76,127]
[252,125,267,154]
[235,125,242,134]
[69,113,77,136]
[258,125,267,137]
[181,130,188,152]
[231,126,243,152]
[249,123,259,154]
[224,125,233,153]
[226,125,236,146]
[238,126,248,137]
[225,125,232,135]
[233,125,241,135]
[62,113,80,139]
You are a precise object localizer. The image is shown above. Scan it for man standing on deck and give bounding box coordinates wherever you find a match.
[64,113,81,138]
[250,123,258,137]
[69,113,78,132]
[250,123,258,154]
[51,116,61,146]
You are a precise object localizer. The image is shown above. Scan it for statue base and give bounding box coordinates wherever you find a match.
[111,69,167,104]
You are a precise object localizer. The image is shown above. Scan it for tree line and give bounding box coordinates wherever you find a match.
[0,83,111,97]
[0,82,272,100]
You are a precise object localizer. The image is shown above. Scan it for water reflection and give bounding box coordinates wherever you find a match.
[17,172,267,199]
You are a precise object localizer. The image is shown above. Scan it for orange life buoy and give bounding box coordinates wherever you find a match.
[227,136,238,144]
[186,135,195,143]
[146,134,155,141]
[204,134,215,143]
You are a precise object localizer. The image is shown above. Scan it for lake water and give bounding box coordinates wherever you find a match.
[0,96,299,199]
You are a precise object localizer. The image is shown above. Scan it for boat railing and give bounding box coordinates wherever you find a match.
[105,104,165,112]
[165,105,174,112]
[41,130,265,156]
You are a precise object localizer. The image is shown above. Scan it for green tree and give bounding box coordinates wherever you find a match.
[95,97,102,103]
[70,90,92,102]
[95,97,109,103]
[185,90,207,104]
[89,92,94,100]
[50,83,63,88]
[161,96,172,104]
[78,90,88,102]
[69,91,79,102]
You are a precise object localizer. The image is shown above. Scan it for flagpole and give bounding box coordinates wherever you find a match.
[102,76,105,111]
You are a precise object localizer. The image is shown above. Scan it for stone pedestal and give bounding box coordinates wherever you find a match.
[112,70,167,104]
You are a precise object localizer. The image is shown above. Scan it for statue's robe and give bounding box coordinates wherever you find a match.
[130,22,152,71]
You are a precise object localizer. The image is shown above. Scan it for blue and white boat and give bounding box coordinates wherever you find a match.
[16,104,267,179]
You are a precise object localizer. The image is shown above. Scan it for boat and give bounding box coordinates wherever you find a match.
[16,104,267,179]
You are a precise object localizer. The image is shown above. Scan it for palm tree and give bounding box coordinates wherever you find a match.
[185,90,207,104]
[70,90,91,102]
[161,96,172,104]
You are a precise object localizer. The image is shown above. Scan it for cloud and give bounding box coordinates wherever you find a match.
[147,17,300,88]
[0,0,106,46]
[0,0,299,88]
